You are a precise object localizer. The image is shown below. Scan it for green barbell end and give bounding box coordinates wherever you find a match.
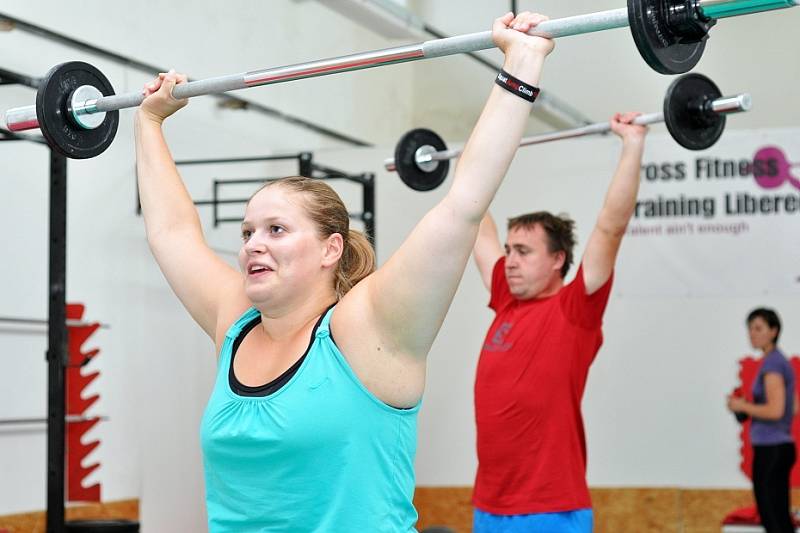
[702,0,797,20]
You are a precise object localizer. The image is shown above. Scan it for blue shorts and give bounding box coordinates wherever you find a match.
[473,508,594,533]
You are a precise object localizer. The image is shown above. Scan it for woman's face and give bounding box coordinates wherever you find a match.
[748,316,778,351]
[238,187,334,308]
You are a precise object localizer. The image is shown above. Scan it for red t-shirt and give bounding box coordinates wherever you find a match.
[472,257,613,515]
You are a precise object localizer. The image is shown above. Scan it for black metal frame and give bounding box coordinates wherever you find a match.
[167,153,377,250]
[47,147,68,533]
[0,65,39,87]
[1,65,69,533]
[0,126,47,144]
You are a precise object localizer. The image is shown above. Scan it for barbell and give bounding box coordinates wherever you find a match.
[385,73,750,191]
[2,0,793,159]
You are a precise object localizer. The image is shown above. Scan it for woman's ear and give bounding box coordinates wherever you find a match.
[321,233,344,268]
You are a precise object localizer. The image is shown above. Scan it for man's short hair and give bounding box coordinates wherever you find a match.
[507,212,576,278]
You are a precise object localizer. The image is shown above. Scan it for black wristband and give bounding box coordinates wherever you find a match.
[495,69,540,103]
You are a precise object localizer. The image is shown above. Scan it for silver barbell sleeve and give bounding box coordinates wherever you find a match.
[3,0,791,132]
[383,93,752,172]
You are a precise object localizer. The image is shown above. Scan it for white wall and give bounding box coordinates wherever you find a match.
[1,1,799,531]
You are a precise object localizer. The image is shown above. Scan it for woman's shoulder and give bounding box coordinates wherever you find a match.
[769,348,789,360]
[763,349,794,373]
[215,295,258,344]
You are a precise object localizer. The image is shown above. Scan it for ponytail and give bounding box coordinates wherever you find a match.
[335,230,375,298]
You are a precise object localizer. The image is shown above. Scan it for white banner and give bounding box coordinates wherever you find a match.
[615,129,800,297]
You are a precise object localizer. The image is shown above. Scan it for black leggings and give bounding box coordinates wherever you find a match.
[753,442,796,533]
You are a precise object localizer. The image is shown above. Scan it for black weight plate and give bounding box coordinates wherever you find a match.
[36,61,118,159]
[628,0,707,75]
[663,73,725,150]
[394,128,449,191]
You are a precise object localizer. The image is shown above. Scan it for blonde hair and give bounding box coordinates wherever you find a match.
[250,177,375,298]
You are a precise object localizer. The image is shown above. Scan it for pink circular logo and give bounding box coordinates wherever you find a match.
[753,146,800,190]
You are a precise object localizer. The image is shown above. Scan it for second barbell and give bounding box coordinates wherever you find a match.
[385,73,751,192]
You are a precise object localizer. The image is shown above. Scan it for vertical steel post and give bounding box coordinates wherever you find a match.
[362,173,376,253]
[46,150,68,533]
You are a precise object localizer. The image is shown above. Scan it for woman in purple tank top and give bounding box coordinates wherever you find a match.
[727,308,797,533]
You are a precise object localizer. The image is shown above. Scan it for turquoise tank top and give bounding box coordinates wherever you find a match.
[200,306,420,532]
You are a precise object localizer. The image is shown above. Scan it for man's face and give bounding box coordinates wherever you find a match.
[504,224,565,299]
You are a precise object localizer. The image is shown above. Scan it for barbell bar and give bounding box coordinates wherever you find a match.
[0,415,109,426]
[385,73,751,191]
[2,0,794,159]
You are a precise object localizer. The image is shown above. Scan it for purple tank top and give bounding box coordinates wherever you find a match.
[750,349,795,446]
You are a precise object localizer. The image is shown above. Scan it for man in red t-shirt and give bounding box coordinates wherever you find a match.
[471,113,648,532]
